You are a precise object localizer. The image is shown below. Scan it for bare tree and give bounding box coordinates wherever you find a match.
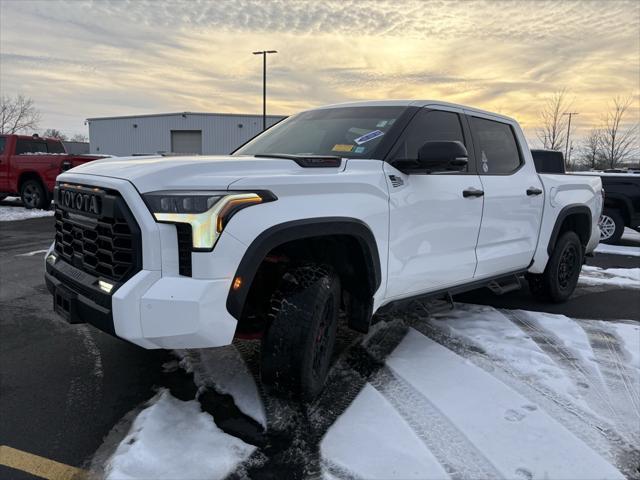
[70,133,88,142]
[578,128,604,170]
[0,94,41,134]
[600,95,639,169]
[43,128,67,140]
[537,90,570,150]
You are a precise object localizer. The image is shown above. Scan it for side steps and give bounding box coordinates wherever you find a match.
[411,292,455,316]
[486,274,522,295]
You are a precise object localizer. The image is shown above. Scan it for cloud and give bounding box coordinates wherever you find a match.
[0,0,638,143]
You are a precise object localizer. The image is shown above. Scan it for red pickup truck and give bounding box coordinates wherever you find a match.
[0,134,102,209]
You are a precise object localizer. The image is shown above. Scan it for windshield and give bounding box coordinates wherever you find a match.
[234,106,408,159]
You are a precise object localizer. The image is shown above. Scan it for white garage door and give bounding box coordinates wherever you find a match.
[171,130,202,154]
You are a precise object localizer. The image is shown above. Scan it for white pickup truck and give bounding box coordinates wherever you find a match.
[45,100,602,399]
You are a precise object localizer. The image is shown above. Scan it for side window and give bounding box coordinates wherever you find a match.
[32,141,48,153]
[16,140,49,154]
[47,140,65,154]
[15,139,31,154]
[470,117,522,174]
[390,110,467,171]
[0,137,5,154]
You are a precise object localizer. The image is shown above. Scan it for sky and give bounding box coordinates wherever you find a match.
[1,0,639,146]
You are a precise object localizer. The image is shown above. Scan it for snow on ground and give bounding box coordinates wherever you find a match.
[322,307,637,479]
[321,384,448,479]
[0,205,54,221]
[105,389,255,480]
[596,243,640,257]
[177,346,267,428]
[580,265,640,288]
[595,228,640,256]
[105,306,639,479]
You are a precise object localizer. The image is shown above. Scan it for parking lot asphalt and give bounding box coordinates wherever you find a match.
[0,214,638,479]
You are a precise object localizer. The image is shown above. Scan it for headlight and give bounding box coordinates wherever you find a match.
[143,191,273,250]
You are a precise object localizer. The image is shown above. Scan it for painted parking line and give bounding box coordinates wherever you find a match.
[15,249,49,257]
[0,445,86,480]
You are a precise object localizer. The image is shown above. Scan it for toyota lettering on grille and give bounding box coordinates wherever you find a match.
[59,189,101,215]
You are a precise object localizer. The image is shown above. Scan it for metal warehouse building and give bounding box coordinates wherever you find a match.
[87,112,286,156]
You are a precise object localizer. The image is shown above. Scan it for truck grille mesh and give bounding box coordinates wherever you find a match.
[54,190,140,283]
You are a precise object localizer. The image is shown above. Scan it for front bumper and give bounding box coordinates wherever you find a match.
[46,253,240,349]
[45,173,247,350]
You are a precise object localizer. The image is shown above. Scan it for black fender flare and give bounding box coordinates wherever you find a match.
[226,217,382,320]
[547,204,592,255]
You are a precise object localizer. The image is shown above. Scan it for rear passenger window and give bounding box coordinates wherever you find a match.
[471,117,522,174]
[390,110,467,171]
[15,140,48,154]
[15,139,31,154]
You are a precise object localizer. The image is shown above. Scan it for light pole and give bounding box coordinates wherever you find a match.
[252,50,277,131]
[562,111,579,165]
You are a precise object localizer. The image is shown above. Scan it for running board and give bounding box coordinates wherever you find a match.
[376,269,528,319]
[486,274,521,295]
[411,292,455,316]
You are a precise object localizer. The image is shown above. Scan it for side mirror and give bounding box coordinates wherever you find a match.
[417,141,468,173]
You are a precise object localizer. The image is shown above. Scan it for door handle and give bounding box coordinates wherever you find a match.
[526,187,543,196]
[463,188,484,198]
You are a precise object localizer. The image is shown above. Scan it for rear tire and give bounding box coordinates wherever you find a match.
[527,231,582,303]
[20,180,49,209]
[598,208,624,244]
[260,264,340,401]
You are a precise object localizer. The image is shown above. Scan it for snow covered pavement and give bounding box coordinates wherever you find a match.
[580,266,640,288]
[104,305,640,480]
[0,205,54,221]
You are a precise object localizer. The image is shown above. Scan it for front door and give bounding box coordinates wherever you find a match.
[384,108,483,299]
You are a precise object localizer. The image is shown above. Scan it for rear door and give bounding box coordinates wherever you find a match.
[384,107,484,299]
[466,113,544,277]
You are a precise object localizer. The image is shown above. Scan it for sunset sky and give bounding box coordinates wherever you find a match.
[1,0,639,145]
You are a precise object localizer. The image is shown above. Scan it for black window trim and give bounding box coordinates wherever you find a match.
[384,107,477,175]
[466,114,525,176]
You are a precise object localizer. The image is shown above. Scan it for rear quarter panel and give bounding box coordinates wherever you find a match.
[529,174,602,273]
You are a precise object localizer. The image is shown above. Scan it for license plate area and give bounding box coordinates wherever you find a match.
[53,286,82,324]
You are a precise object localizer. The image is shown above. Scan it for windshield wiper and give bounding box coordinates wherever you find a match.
[254,153,342,168]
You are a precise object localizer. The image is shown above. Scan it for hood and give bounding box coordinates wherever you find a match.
[65,155,329,193]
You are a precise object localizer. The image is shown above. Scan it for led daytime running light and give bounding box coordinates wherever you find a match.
[153,193,262,250]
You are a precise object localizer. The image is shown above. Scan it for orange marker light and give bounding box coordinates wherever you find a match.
[232,277,243,290]
[216,196,262,233]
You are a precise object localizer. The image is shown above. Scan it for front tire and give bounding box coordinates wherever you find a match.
[527,231,583,303]
[261,264,340,401]
[20,180,49,209]
[598,208,624,244]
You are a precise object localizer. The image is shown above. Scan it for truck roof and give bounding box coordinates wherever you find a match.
[1,133,63,142]
[315,100,517,124]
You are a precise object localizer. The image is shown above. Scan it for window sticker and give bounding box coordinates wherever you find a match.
[354,146,365,153]
[481,150,489,173]
[332,144,354,152]
[354,130,384,145]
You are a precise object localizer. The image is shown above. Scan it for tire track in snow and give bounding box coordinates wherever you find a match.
[229,321,410,480]
[372,365,503,480]
[501,309,632,440]
[580,321,640,445]
[411,315,640,480]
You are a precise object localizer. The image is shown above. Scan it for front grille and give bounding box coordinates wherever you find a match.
[54,186,141,283]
